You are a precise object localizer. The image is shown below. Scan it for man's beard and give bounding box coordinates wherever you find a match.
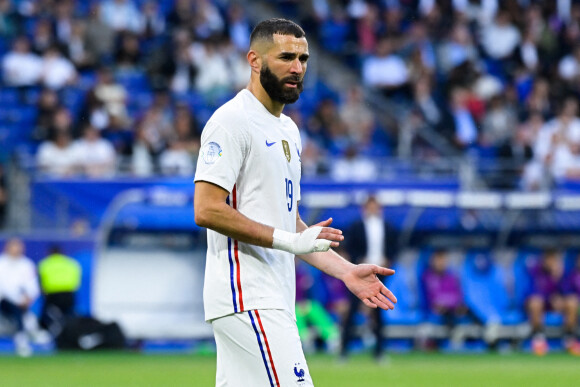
[260,65,303,104]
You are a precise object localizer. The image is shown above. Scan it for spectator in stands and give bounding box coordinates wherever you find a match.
[47,106,76,140]
[412,76,445,131]
[66,20,95,71]
[559,44,580,83]
[159,140,194,176]
[0,238,40,357]
[30,18,55,55]
[497,121,535,189]
[331,145,378,182]
[139,92,174,154]
[100,0,142,34]
[36,131,76,176]
[138,1,165,40]
[533,97,580,184]
[481,11,521,60]
[340,86,374,146]
[421,249,470,350]
[84,67,128,130]
[524,78,552,119]
[527,249,580,355]
[171,103,201,158]
[190,38,231,99]
[437,22,479,75]
[101,112,133,157]
[71,125,116,177]
[519,27,540,74]
[85,3,115,64]
[40,45,77,90]
[32,88,60,142]
[2,36,42,88]
[353,3,381,56]
[131,123,154,176]
[362,36,409,100]
[448,87,479,150]
[481,95,518,147]
[341,195,397,362]
[114,32,141,71]
[166,0,194,32]
[54,0,74,44]
[226,2,251,53]
[38,245,81,334]
[191,0,225,39]
[0,0,20,38]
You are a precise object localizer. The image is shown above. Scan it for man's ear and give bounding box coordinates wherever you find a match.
[247,50,262,74]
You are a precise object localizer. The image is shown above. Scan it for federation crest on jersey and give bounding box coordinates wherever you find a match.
[202,141,222,164]
[294,363,306,385]
[282,140,291,162]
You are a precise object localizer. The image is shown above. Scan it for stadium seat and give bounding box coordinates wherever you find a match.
[383,264,423,325]
[462,251,525,325]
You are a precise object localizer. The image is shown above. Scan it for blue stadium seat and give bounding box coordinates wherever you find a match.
[462,251,525,325]
[0,88,19,105]
[0,106,36,125]
[383,264,423,325]
[116,70,150,92]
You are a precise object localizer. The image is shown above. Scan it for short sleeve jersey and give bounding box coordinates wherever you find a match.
[194,89,302,321]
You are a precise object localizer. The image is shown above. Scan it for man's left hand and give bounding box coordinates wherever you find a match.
[342,264,397,310]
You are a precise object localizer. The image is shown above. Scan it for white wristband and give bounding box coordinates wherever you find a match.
[272,227,332,255]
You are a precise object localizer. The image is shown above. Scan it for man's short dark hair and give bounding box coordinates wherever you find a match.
[250,18,305,45]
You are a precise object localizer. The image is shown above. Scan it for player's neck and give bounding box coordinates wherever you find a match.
[246,82,285,117]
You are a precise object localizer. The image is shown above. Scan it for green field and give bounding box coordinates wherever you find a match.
[0,352,579,386]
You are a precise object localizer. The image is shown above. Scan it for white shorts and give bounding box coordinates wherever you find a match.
[212,309,313,387]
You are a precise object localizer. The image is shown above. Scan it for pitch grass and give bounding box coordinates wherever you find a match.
[0,352,579,386]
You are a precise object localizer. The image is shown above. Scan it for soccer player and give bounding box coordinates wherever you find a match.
[194,18,397,386]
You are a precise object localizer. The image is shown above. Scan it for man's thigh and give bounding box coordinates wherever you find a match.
[212,309,313,387]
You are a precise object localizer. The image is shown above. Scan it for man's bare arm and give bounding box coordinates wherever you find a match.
[194,181,275,247]
[194,181,343,251]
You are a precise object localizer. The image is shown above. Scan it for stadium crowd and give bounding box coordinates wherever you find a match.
[0,0,579,188]
[278,0,580,189]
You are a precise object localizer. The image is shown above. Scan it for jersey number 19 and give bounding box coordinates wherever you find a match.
[285,178,293,212]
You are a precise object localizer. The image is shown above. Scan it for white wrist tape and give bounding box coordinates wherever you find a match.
[272,227,332,255]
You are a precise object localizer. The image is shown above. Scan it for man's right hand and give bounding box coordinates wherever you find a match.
[272,218,344,255]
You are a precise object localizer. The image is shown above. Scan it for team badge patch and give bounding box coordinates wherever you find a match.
[202,141,222,164]
[282,140,291,162]
[294,363,306,385]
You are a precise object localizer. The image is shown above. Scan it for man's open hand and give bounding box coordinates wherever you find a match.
[342,264,397,310]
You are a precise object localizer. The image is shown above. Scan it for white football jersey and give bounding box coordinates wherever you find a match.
[194,89,303,322]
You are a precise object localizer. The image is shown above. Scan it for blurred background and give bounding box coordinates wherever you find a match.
[1,0,580,374]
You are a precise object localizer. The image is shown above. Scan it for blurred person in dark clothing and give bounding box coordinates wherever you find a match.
[114,31,141,71]
[166,0,195,32]
[340,195,397,362]
[32,88,60,142]
[420,249,471,350]
[527,250,580,355]
[561,252,580,355]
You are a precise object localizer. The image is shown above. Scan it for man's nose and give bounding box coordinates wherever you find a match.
[290,58,303,74]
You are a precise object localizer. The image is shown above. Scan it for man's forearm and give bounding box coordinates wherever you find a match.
[196,201,274,247]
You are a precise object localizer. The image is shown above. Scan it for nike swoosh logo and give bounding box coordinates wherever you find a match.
[266,140,276,147]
